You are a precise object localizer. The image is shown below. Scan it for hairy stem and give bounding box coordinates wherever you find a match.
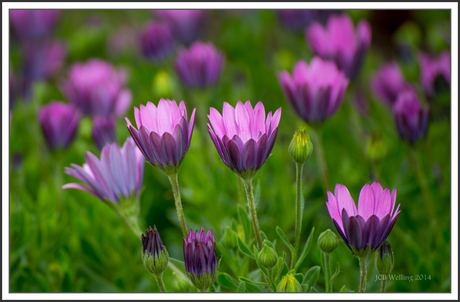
[310,126,330,191]
[155,274,168,292]
[381,278,387,293]
[291,163,304,269]
[168,173,188,238]
[359,257,368,293]
[242,177,263,248]
[323,253,332,292]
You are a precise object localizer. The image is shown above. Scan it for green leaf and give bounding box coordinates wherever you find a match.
[281,262,289,277]
[169,257,185,267]
[255,259,269,277]
[309,286,318,292]
[216,241,238,275]
[244,282,263,292]
[231,219,239,233]
[238,237,255,259]
[301,284,310,292]
[340,285,347,292]
[239,277,269,286]
[260,231,268,242]
[276,226,295,257]
[303,266,321,287]
[294,227,315,271]
[294,273,303,284]
[217,272,238,289]
[237,282,246,292]
[330,262,340,282]
[237,205,251,243]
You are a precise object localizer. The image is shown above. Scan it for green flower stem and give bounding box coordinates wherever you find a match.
[323,253,332,292]
[291,162,304,269]
[155,274,168,292]
[310,126,330,191]
[168,173,188,238]
[237,176,245,205]
[242,177,263,248]
[190,89,214,164]
[359,257,368,293]
[410,148,436,223]
[380,277,387,293]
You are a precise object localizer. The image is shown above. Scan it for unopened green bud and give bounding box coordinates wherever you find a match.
[288,127,313,164]
[376,241,394,275]
[277,273,302,292]
[317,229,339,254]
[223,226,238,250]
[141,226,169,276]
[258,244,278,269]
[366,132,387,162]
[172,272,192,292]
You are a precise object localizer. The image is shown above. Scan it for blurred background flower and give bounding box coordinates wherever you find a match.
[154,10,205,45]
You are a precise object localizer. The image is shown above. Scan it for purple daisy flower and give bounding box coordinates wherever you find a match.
[418,51,451,98]
[174,41,226,89]
[277,57,349,123]
[371,62,416,107]
[10,9,60,41]
[139,21,175,63]
[62,137,145,204]
[125,99,196,175]
[277,9,340,31]
[183,227,218,291]
[326,182,401,258]
[306,14,371,79]
[393,91,430,144]
[154,10,204,45]
[38,101,81,150]
[91,116,116,150]
[22,39,67,82]
[60,59,132,117]
[207,101,281,179]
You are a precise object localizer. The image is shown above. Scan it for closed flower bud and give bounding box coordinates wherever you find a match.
[376,241,394,276]
[141,226,169,276]
[223,226,238,250]
[172,272,192,292]
[288,127,313,164]
[277,273,302,292]
[317,229,339,254]
[258,244,278,269]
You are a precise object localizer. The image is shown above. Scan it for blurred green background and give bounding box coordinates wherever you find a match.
[9,9,451,292]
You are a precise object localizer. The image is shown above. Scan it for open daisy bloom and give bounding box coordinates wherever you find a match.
[326,182,401,258]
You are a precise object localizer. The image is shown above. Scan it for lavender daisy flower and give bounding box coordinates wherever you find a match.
[174,41,225,89]
[277,57,349,123]
[371,62,416,107]
[125,99,196,176]
[139,21,175,63]
[183,227,218,292]
[393,91,430,144]
[10,9,60,41]
[60,59,132,117]
[91,116,116,150]
[38,101,81,150]
[306,14,371,79]
[326,182,401,258]
[278,10,340,31]
[207,101,281,180]
[418,51,451,98]
[62,137,144,204]
[154,10,204,45]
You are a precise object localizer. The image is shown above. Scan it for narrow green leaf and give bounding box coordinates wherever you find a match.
[330,262,340,282]
[231,219,239,233]
[238,237,255,259]
[340,285,347,292]
[301,284,310,292]
[244,282,263,292]
[276,226,295,257]
[294,227,315,271]
[281,262,289,277]
[294,273,303,284]
[216,241,238,275]
[309,286,318,292]
[237,282,246,292]
[255,259,269,277]
[217,272,238,289]
[239,277,269,286]
[169,257,185,267]
[237,204,251,243]
[303,266,321,287]
[260,230,268,242]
